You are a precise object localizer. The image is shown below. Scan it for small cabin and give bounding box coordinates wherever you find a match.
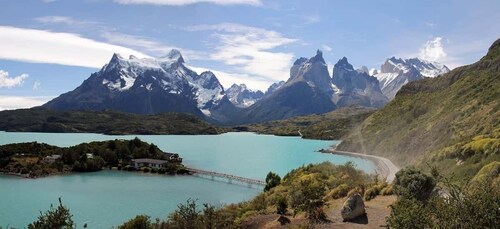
[43,155,61,163]
[131,158,170,169]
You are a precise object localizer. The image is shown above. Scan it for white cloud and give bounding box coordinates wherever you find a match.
[0,70,29,88]
[189,66,271,91]
[419,37,447,62]
[0,96,53,111]
[35,16,77,25]
[0,26,150,68]
[34,16,101,28]
[33,81,41,90]
[321,44,333,52]
[186,23,297,87]
[101,32,207,60]
[114,0,262,6]
[302,15,320,25]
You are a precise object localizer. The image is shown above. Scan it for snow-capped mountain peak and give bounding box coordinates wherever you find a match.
[226,83,264,108]
[162,49,184,63]
[93,50,226,112]
[406,58,450,78]
[375,57,450,98]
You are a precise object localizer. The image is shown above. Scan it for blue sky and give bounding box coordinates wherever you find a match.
[1,0,499,110]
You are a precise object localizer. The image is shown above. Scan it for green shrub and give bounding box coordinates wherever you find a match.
[380,185,394,195]
[364,187,379,201]
[326,184,349,199]
[276,196,288,215]
[385,197,433,228]
[28,198,74,229]
[394,167,436,201]
[117,215,151,229]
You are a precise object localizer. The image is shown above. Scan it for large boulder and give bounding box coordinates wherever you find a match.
[341,194,366,220]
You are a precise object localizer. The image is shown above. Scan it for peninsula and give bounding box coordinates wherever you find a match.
[0,138,186,178]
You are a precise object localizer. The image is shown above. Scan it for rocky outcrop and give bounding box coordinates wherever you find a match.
[332,57,388,108]
[341,194,366,221]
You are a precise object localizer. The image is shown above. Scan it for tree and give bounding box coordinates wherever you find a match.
[289,179,326,221]
[393,167,436,201]
[28,198,74,229]
[199,203,232,229]
[264,171,281,191]
[167,199,201,228]
[276,196,288,215]
[118,215,151,229]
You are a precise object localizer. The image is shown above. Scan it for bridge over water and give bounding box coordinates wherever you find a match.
[186,168,265,187]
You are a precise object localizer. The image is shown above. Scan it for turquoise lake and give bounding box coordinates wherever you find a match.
[0,131,375,228]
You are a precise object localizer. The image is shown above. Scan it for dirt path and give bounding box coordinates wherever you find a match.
[242,195,397,228]
[325,150,399,183]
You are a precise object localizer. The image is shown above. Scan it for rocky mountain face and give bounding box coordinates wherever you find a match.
[375,57,450,98]
[239,50,337,124]
[332,57,388,108]
[225,84,264,108]
[43,50,230,118]
[265,81,285,96]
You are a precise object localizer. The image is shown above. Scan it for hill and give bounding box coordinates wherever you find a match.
[338,38,500,178]
[0,108,223,135]
[241,106,375,140]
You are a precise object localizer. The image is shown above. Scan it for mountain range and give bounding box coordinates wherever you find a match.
[375,57,450,98]
[42,49,449,124]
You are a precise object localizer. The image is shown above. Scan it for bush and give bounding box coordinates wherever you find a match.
[386,168,500,228]
[326,184,349,199]
[158,168,167,174]
[347,186,363,198]
[393,167,436,201]
[385,197,433,228]
[364,187,379,201]
[141,167,151,173]
[289,179,326,222]
[166,199,201,228]
[28,198,74,229]
[276,196,288,215]
[20,167,30,174]
[118,215,151,229]
[380,185,394,195]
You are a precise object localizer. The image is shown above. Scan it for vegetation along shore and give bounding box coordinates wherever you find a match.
[0,138,187,178]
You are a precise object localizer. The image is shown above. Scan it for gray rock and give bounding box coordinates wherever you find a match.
[332,57,388,108]
[341,194,366,220]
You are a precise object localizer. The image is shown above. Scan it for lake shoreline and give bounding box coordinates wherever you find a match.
[0,168,191,179]
[322,149,399,182]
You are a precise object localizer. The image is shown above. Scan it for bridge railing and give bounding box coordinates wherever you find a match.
[186,168,265,186]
